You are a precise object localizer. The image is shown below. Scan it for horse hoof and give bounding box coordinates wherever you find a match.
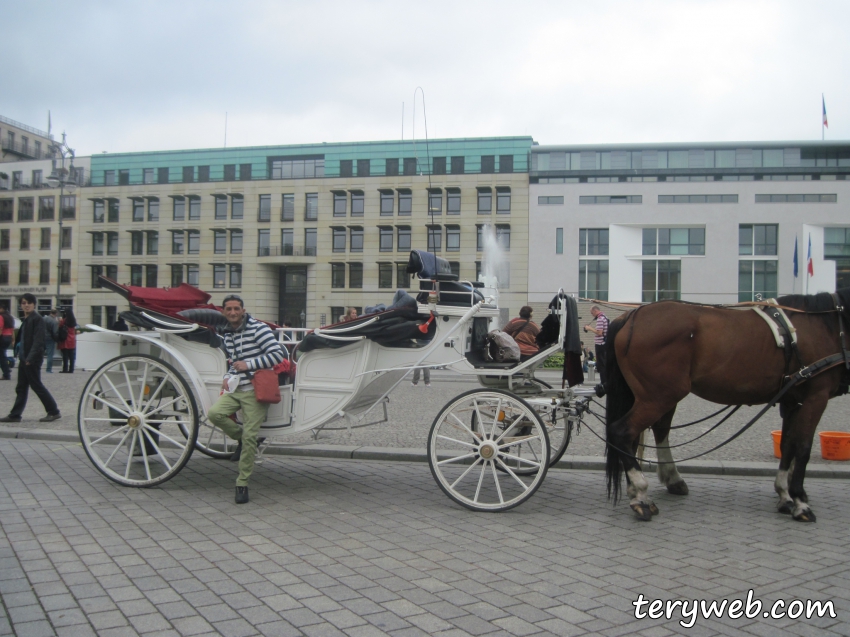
[630,503,653,521]
[793,509,817,523]
[777,500,794,515]
[648,503,660,516]
[666,480,689,496]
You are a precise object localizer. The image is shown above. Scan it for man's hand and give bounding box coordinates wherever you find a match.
[232,361,249,372]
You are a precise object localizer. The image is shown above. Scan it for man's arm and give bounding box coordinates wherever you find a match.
[27,318,46,365]
[243,323,285,371]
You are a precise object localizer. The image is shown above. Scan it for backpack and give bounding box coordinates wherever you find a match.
[484,330,521,363]
[57,324,69,342]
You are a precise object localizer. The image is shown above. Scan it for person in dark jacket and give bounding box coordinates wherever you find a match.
[58,309,77,373]
[0,294,61,422]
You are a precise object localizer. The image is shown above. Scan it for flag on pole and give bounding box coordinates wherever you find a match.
[823,96,828,128]
[793,237,799,278]
[807,234,814,277]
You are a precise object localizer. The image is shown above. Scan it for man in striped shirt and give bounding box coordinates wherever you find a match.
[208,295,285,504]
[584,305,608,385]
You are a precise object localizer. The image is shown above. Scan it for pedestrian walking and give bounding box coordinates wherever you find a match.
[584,305,608,385]
[43,309,60,373]
[0,294,61,423]
[58,309,77,373]
[206,295,285,504]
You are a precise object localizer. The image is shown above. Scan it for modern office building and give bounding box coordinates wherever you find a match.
[79,137,533,327]
[528,142,850,311]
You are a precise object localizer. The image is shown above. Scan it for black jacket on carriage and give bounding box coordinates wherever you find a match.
[221,315,285,390]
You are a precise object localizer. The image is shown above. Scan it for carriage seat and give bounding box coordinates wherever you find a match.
[298,307,436,353]
[463,349,521,370]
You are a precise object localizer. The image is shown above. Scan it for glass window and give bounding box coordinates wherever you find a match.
[643,228,704,256]
[642,260,681,302]
[270,157,324,179]
[214,230,227,254]
[60,195,76,220]
[379,227,393,252]
[143,168,154,184]
[403,158,417,176]
[579,260,608,300]
[333,228,346,252]
[118,169,129,185]
[447,189,461,215]
[107,232,118,255]
[0,260,6,284]
[357,159,370,177]
[224,165,236,181]
[132,198,144,221]
[0,229,9,251]
[477,225,484,252]
[825,228,850,258]
[350,227,363,252]
[257,194,271,222]
[579,229,610,256]
[130,265,142,287]
[230,264,242,288]
[198,166,210,182]
[499,155,514,173]
[232,195,244,220]
[496,188,511,213]
[380,191,394,215]
[36,197,53,221]
[349,263,363,288]
[213,264,226,288]
[397,226,411,251]
[0,199,12,222]
[449,261,460,278]
[158,167,169,184]
[477,189,492,214]
[398,190,412,216]
[91,265,103,289]
[187,265,199,286]
[378,263,393,288]
[104,170,116,186]
[738,260,778,302]
[351,192,364,217]
[18,259,29,284]
[131,231,143,255]
[496,225,510,251]
[258,229,270,256]
[172,231,184,255]
[281,229,294,255]
[305,193,318,220]
[171,264,184,287]
[331,263,345,288]
[333,192,347,216]
[386,158,399,176]
[230,229,242,254]
[61,228,72,249]
[556,228,563,254]
[428,190,442,215]
[446,226,460,252]
[92,233,104,256]
[451,156,465,174]
[146,231,158,255]
[538,196,565,205]
[739,224,777,256]
[173,197,185,221]
[427,227,442,252]
[239,164,251,181]
[107,199,119,222]
[182,166,194,183]
[187,230,200,254]
[18,198,34,221]
[214,196,227,220]
[20,228,30,251]
[188,196,200,220]
[93,200,104,223]
[145,264,158,288]
[481,156,495,174]
[339,160,353,177]
[282,194,295,221]
[305,228,317,256]
[396,263,410,289]
[105,264,117,281]
[39,259,50,285]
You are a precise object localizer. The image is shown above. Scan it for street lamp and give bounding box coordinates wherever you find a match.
[46,133,76,310]
[300,310,306,327]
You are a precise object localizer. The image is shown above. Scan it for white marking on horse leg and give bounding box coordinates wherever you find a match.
[626,467,651,505]
[655,435,683,487]
[774,469,790,500]
[792,498,814,521]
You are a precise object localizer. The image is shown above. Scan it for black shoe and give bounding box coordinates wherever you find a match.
[235,486,249,504]
[39,413,61,422]
[229,437,266,462]
[0,416,22,423]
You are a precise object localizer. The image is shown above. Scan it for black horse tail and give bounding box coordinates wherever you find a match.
[605,313,635,503]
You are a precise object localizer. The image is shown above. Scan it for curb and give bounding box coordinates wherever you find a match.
[3,427,850,479]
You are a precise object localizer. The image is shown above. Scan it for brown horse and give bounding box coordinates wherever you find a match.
[604,290,850,522]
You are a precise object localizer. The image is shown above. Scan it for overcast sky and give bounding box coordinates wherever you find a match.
[2,0,848,156]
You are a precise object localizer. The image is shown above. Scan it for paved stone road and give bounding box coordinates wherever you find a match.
[1,438,848,637]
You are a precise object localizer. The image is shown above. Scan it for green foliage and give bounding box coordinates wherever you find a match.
[543,352,564,368]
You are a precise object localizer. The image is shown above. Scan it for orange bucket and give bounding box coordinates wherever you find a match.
[771,431,782,458]
[819,431,850,461]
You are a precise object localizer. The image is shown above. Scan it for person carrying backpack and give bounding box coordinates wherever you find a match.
[58,309,77,373]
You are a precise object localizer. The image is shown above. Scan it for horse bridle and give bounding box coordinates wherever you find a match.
[831,292,850,370]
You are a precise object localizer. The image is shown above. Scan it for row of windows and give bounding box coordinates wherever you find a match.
[331,225,510,254]
[1,228,72,251]
[328,260,510,289]
[102,155,518,186]
[571,194,836,206]
[0,196,77,222]
[0,259,71,285]
[537,174,847,184]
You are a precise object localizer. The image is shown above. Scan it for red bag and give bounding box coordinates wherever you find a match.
[251,369,281,404]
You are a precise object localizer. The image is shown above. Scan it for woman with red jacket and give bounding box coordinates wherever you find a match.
[58,309,77,373]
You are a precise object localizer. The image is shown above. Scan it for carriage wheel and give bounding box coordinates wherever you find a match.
[78,355,199,487]
[428,389,549,512]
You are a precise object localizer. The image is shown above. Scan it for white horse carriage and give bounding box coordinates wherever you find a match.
[78,254,594,512]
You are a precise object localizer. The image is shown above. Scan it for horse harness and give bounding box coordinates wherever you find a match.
[750,300,798,371]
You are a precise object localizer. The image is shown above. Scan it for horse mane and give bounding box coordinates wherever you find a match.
[775,291,836,313]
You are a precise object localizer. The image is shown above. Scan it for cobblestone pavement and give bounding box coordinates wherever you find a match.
[3,369,850,465]
[1,438,848,637]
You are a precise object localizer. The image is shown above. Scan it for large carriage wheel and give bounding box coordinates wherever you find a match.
[188,417,238,459]
[78,355,199,487]
[506,378,573,473]
[428,389,549,512]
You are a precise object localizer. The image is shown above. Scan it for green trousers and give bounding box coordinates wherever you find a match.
[207,389,269,487]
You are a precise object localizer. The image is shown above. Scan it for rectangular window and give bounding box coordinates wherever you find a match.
[258,229,271,256]
[398,190,412,216]
[499,155,514,173]
[61,228,72,249]
[18,260,29,284]
[172,231,184,255]
[257,194,271,222]
[105,170,116,186]
[231,195,244,220]
[481,156,495,174]
[477,188,492,214]
[305,193,318,220]
[755,193,837,203]
[91,265,103,289]
[349,263,363,288]
[230,264,242,288]
[659,194,738,204]
[428,190,442,215]
[449,261,460,279]
[496,225,511,250]
[333,192,347,216]
[105,264,117,281]
[39,259,50,285]
[447,188,461,215]
[32,170,42,187]
[198,166,210,182]
[556,228,563,254]
[182,166,194,183]
[739,224,778,256]
[147,198,159,222]
[580,195,642,204]
[214,230,227,254]
[213,264,226,288]
[281,194,295,221]
[332,227,346,252]
[477,225,484,252]
[93,200,105,223]
[158,167,169,184]
[451,156,465,174]
[215,195,227,220]
[147,231,159,255]
[738,260,778,302]
[427,226,442,252]
[350,227,363,252]
[281,229,294,255]
[38,196,55,221]
[224,165,236,181]
[0,199,12,222]
[270,157,325,179]
[0,229,8,250]
[18,197,34,221]
[188,196,201,220]
[824,228,850,259]
[173,197,185,221]
[579,229,610,256]
[538,196,565,205]
[239,164,251,181]
[378,263,393,288]
[230,230,243,254]
[118,169,129,185]
[131,231,143,255]
[305,228,317,256]
[578,259,608,300]
[171,264,184,287]
[145,265,157,287]
[386,158,399,176]
[92,232,104,256]
[60,195,75,220]
[446,226,460,252]
[403,158,417,176]
[351,192,364,217]
[397,226,411,252]
[433,157,446,175]
[20,228,30,250]
[132,198,144,222]
[339,160,353,177]
[496,188,511,213]
[0,261,7,285]
[396,263,410,289]
[379,227,393,252]
[187,230,200,254]
[130,265,142,287]
[187,265,199,286]
[143,168,154,184]
[107,198,119,222]
[642,228,705,256]
[357,159,370,177]
[107,232,118,255]
[642,260,681,302]
[331,263,345,288]
[380,190,394,215]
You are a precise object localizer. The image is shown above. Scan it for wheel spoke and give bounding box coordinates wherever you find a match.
[497,453,541,468]
[142,425,187,452]
[144,395,184,417]
[473,461,487,503]
[139,433,152,481]
[124,432,138,479]
[449,457,483,488]
[97,375,133,416]
[142,375,168,411]
[472,399,486,440]
[489,397,504,439]
[437,452,478,466]
[89,425,130,446]
[490,461,505,504]
[495,457,529,491]
[121,363,137,411]
[435,434,478,449]
[137,362,150,407]
[142,428,172,471]
[102,428,133,468]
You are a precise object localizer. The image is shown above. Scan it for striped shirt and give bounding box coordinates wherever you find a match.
[222,316,285,390]
[594,313,608,345]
